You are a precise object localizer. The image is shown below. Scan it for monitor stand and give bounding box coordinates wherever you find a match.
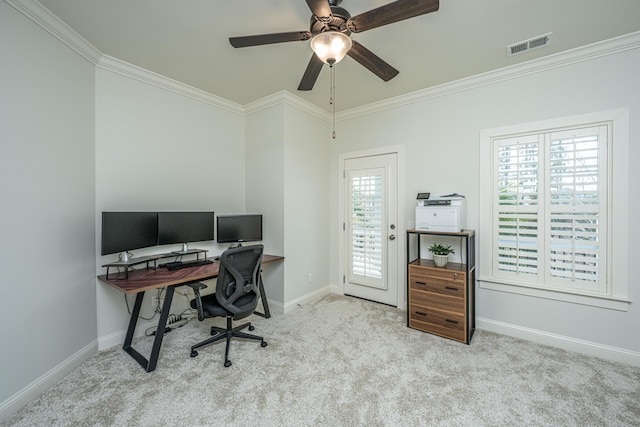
[171,243,203,255]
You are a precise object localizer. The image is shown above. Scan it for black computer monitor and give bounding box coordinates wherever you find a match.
[158,211,215,252]
[216,214,263,245]
[101,212,158,258]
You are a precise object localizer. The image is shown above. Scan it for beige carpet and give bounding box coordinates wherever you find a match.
[4,294,640,426]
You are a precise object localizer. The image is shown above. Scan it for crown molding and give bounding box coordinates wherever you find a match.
[5,0,102,64]
[6,0,242,114]
[96,55,244,115]
[5,0,304,117]
[338,30,640,121]
[10,0,640,122]
[6,0,242,115]
[244,91,331,121]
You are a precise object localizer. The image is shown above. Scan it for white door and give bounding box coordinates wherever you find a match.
[343,153,398,306]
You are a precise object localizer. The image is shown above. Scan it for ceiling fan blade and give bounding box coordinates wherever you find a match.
[347,0,439,33]
[298,54,324,91]
[229,31,312,48]
[305,0,332,18]
[347,41,399,82]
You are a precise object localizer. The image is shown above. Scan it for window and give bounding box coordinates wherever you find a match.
[479,110,630,310]
[494,125,608,292]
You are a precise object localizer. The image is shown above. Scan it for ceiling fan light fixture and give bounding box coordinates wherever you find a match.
[310,31,352,65]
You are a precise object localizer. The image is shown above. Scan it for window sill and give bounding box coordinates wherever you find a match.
[478,277,631,311]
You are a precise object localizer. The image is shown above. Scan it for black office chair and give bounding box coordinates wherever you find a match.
[188,244,267,367]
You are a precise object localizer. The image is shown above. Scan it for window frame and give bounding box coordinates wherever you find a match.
[479,109,630,311]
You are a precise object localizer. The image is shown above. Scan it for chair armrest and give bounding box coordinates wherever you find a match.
[185,282,208,291]
[185,282,208,321]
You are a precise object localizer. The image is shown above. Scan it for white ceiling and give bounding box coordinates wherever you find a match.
[36,0,640,112]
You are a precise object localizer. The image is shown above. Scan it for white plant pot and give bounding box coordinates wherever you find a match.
[433,254,449,267]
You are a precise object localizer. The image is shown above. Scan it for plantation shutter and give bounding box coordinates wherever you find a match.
[494,134,542,281]
[546,126,607,291]
[349,170,384,285]
[493,124,608,293]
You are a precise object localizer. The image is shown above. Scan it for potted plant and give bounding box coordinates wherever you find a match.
[429,243,455,267]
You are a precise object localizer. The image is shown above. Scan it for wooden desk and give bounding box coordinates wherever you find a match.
[98,254,284,372]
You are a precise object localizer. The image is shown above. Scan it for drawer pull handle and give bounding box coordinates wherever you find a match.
[415,311,427,316]
[445,319,459,324]
[445,286,458,291]
[416,281,426,285]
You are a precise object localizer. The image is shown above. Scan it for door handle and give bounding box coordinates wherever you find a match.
[389,234,396,240]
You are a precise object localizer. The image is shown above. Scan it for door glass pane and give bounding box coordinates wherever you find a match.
[351,174,383,279]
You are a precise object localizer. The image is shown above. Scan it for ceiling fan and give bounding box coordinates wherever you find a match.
[229,0,440,91]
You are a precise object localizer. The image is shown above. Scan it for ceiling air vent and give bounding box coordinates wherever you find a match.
[507,32,552,56]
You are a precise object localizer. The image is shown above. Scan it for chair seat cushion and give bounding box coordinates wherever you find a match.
[190,293,255,318]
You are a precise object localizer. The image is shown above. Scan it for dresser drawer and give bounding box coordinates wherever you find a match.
[410,289,464,313]
[410,264,465,282]
[409,274,465,299]
[409,305,466,342]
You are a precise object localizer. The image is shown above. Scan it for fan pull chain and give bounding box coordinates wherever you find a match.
[330,64,336,139]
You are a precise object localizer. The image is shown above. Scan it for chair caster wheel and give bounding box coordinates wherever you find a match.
[191,350,198,357]
[261,341,268,347]
[224,360,232,367]
[249,325,255,331]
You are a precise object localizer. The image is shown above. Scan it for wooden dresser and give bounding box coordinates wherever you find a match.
[406,230,475,344]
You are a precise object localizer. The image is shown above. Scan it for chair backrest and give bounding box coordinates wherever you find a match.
[215,244,264,318]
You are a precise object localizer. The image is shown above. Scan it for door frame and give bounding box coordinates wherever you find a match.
[338,145,406,309]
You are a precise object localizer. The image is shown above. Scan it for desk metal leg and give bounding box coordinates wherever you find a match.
[123,291,144,354]
[253,273,271,319]
[123,286,175,372]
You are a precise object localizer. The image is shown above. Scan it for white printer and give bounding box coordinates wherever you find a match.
[415,193,466,232]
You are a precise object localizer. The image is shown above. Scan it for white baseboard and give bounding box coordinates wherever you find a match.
[97,317,164,351]
[264,298,284,315]
[98,329,127,351]
[283,286,332,313]
[477,317,640,367]
[0,340,98,423]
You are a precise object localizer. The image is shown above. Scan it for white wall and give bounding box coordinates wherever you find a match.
[331,44,640,360]
[245,101,286,304]
[283,103,330,304]
[0,0,96,406]
[95,67,246,344]
[245,95,331,310]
